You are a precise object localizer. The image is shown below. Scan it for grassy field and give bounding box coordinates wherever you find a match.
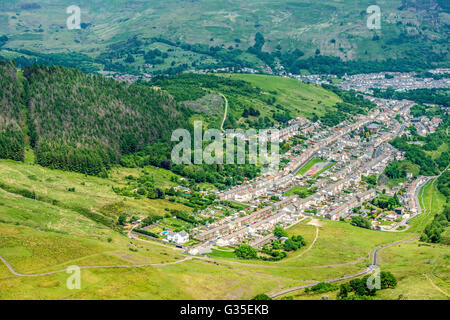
[375,241,450,300]
[0,160,191,229]
[296,158,324,176]
[225,74,341,119]
[0,159,447,299]
[408,179,446,233]
[285,186,309,196]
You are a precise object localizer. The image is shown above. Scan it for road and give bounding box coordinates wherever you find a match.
[0,254,192,278]
[389,177,431,232]
[219,93,228,132]
[0,234,419,299]
[268,237,419,298]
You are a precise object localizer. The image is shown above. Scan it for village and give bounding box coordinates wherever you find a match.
[128,92,446,256]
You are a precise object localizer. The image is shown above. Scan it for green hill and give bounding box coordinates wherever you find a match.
[0,62,25,161]
[150,73,342,130]
[0,61,188,175]
[0,0,448,75]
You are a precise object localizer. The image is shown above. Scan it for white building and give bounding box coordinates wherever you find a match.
[167,231,189,244]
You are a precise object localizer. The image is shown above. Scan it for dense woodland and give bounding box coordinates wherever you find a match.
[0,61,25,161]
[390,124,449,176]
[422,171,450,244]
[0,62,187,175]
[372,88,450,108]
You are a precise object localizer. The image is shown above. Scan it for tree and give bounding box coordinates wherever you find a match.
[337,283,351,299]
[273,226,288,238]
[234,244,258,260]
[252,294,272,300]
[385,162,406,179]
[380,271,397,289]
[117,214,127,225]
[283,239,299,251]
[350,216,371,229]
[125,54,135,63]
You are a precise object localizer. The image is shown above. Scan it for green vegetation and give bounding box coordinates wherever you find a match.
[285,186,317,198]
[0,62,187,176]
[251,294,272,301]
[297,158,324,176]
[2,1,448,76]
[152,73,341,129]
[373,88,450,108]
[319,85,376,126]
[421,172,450,244]
[234,244,258,260]
[273,226,288,238]
[337,271,397,300]
[371,194,401,210]
[390,124,449,175]
[0,61,25,162]
[305,282,338,294]
[385,161,407,180]
[350,216,372,230]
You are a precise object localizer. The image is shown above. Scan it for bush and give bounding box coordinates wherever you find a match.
[234,244,258,260]
[310,282,339,294]
[251,294,272,300]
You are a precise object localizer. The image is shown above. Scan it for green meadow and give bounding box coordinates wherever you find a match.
[0,160,447,300]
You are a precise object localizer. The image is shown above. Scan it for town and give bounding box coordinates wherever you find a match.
[130,87,446,256]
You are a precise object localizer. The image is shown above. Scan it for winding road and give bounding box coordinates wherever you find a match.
[0,255,193,278]
[219,93,228,132]
[267,237,419,298]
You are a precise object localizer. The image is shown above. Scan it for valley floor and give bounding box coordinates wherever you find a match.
[0,160,448,300]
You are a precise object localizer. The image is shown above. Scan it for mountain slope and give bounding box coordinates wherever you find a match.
[0,0,448,75]
[0,61,25,161]
[0,63,188,175]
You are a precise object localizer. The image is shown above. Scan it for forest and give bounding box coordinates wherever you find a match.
[390,123,449,176]
[0,62,188,175]
[0,61,25,162]
[372,88,450,108]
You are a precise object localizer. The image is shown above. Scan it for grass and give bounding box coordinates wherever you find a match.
[408,179,446,233]
[311,161,335,178]
[0,159,447,299]
[0,160,192,227]
[207,249,236,259]
[375,241,450,300]
[296,158,324,176]
[109,165,181,189]
[225,74,341,119]
[285,186,309,196]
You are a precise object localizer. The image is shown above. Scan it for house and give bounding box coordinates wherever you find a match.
[384,213,397,221]
[166,231,189,244]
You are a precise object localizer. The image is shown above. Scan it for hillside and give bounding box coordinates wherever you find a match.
[0,62,25,161]
[0,0,448,75]
[0,63,347,174]
[0,160,447,300]
[0,61,188,175]
[150,73,342,129]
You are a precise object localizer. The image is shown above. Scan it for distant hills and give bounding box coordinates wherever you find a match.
[1,61,349,176]
[0,61,187,175]
[0,0,448,75]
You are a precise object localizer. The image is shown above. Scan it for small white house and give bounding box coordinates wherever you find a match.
[166,231,189,244]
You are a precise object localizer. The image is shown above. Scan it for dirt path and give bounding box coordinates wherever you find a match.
[268,237,419,298]
[0,255,192,278]
[219,93,228,132]
[282,222,319,261]
[423,273,450,298]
